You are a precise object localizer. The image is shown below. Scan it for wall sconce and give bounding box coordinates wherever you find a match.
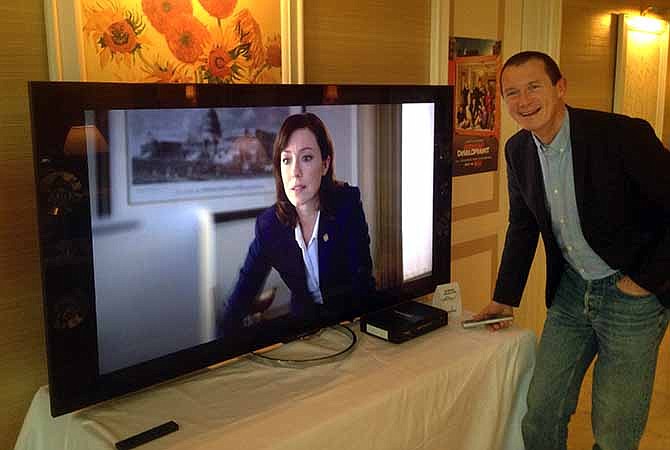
[627,15,666,33]
[64,124,108,157]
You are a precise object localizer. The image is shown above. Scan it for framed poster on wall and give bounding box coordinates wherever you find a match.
[449,37,501,176]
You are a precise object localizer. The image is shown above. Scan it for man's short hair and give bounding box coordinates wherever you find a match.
[500,51,563,91]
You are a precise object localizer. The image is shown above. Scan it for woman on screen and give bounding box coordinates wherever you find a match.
[219,112,376,336]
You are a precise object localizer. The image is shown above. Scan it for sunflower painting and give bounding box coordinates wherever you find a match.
[79,0,282,83]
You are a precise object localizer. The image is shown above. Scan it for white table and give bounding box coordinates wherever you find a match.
[15,320,535,450]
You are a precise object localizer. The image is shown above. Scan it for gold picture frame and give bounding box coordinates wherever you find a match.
[44,0,304,83]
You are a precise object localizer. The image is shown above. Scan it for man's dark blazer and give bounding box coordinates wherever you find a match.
[493,106,670,309]
[219,184,376,334]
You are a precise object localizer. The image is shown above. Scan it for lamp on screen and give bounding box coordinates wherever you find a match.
[64,124,111,216]
[64,125,109,157]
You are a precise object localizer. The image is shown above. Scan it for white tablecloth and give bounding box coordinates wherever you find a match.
[15,320,535,450]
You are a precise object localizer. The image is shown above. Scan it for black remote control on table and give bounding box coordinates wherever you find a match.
[115,421,179,450]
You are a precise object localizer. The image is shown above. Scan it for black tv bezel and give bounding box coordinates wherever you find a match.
[28,81,453,416]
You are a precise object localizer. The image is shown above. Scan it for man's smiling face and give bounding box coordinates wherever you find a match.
[501,58,567,144]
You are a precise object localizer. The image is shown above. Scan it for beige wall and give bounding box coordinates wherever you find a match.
[450,0,517,319]
[560,0,670,145]
[303,1,432,84]
[0,2,49,449]
[559,3,619,111]
[449,0,550,338]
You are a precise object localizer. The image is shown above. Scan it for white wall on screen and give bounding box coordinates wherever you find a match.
[401,103,435,280]
[306,105,358,186]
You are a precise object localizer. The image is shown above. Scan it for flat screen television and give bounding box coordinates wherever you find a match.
[28,82,453,416]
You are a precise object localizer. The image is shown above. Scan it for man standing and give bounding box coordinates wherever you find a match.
[477,51,670,450]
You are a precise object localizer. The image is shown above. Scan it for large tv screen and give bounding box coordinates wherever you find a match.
[29,82,453,416]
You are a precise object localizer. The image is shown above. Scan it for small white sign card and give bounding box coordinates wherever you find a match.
[432,282,462,316]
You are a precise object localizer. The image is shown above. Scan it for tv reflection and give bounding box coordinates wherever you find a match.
[218,113,376,337]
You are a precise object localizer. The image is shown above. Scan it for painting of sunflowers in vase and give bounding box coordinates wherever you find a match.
[79,0,282,83]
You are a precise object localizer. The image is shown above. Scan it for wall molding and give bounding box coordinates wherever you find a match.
[452,172,500,220]
[430,0,451,85]
[281,0,304,83]
[521,0,562,61]
[451,234,499,297]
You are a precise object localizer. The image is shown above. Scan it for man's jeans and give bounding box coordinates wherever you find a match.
[522,267,669,450]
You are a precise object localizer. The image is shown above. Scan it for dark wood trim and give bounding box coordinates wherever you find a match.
[213,207,269,223]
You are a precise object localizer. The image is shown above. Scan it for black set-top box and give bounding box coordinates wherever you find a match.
[361,300,448,343]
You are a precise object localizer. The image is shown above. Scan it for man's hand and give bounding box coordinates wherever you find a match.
[473,301,514,331]
[616,276,651,297]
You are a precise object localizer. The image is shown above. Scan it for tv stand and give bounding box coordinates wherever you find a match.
[248,324,357,368]
[15,321,535,450]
